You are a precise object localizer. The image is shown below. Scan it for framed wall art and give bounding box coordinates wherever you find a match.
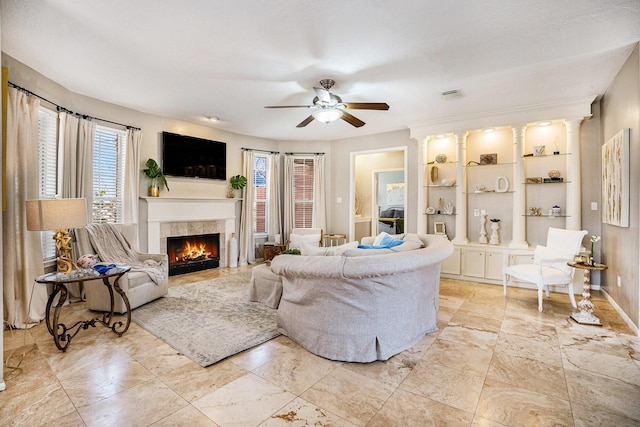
[479,153,497,165]
[434,221,446,235]
[602,128,630,227]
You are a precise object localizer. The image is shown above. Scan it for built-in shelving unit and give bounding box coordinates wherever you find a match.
[411,99,594,284]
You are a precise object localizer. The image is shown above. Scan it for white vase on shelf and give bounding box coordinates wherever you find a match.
[490,222,500,244]
[479,215,488,243]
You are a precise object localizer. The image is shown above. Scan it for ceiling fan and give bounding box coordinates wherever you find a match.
[264,79,389,128]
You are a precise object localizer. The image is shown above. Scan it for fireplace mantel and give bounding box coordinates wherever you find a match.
[139,197,239,266]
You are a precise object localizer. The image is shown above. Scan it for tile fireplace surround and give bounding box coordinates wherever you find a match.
[139,197,238,268]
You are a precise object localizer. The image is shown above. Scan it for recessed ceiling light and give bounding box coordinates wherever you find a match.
[538,121,551,126]
[483,128,494,133]
[207,116,219,122]
[436,134,445,138]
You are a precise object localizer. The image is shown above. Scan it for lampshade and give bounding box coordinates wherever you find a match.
[312,108,343,124]
[26,198,88,231]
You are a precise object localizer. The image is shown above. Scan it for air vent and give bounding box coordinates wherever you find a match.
[441,89,462,100]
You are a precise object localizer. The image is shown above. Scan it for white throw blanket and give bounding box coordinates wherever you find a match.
[85,223,168,286]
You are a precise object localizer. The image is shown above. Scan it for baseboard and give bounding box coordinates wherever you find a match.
[601,289,639,336]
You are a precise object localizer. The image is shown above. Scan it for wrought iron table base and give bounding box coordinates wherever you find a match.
[39,267,131,351]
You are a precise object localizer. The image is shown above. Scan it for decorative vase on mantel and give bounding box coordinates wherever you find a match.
[148,177,160,197]
[226,184,235,198]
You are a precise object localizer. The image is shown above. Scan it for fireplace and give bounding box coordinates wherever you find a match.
[167,233,220,276]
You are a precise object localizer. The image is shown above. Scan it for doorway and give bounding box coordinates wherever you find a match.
[350,147,407,241]
[374,169,405,235]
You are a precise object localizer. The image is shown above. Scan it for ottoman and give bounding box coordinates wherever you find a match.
[248,264,283,308]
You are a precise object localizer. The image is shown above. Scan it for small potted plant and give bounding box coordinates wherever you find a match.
[227,174,247,198]
[143,158,169,197]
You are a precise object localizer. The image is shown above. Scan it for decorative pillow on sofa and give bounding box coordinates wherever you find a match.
[359,232,405,249]
[301,241,359,256]
[391,240,423,252]
[391,233,425,251]
[289,233,321,250]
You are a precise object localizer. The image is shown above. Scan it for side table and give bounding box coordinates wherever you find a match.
[567,262,607,326]
[323,234,347,247]
[36,265,131,351]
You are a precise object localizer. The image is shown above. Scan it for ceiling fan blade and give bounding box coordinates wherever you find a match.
[344,102,389,110]
[296,115,315,128]
[340,111,365,128]
[313,87,331,103]
[264,105,313,109]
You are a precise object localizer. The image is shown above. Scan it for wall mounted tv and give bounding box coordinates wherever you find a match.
[161,131,226,180]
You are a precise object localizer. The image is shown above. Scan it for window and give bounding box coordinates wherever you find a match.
[293,158,314,228]
[37,107,59,259]
[253,154,268,234]
[92,125,127,223]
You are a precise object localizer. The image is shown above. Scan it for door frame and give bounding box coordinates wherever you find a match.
[349,146,408,242]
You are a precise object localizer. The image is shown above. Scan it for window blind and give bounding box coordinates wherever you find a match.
[93,125,127,223]
[253,154,268,234]
[293,158,314,228]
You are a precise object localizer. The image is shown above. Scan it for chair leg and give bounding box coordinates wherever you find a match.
[567,283,577,308]
[503,274,508,296]
[538,286,544,312]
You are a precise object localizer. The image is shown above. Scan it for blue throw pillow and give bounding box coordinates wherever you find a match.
[358,234,404,249]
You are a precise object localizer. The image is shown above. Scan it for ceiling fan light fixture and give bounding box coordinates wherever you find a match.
[312,109,343,123]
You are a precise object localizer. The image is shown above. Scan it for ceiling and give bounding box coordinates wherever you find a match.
[2,1,639,141]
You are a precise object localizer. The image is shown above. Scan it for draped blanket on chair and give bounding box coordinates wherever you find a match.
[85,223,168,285]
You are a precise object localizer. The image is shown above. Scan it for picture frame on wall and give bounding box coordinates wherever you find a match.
[479,153,497,165]
[602,128,630,227]
[434,221,446,235]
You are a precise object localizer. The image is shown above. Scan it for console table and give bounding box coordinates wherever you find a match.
[567,262,607,326]
[36,266,131,351]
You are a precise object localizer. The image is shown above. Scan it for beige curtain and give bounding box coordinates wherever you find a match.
[312,154,326,230]
[3,88,47,328]
[59,112,95,218]
[268,153,282,243]
[60,114,95,301]
[123,128,141,225]
[283,155,295,242]
[238,150,255,266]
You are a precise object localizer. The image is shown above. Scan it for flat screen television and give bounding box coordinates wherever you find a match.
[161,131,226,180]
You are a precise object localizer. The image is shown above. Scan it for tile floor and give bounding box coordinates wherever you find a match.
[2,265,640,426]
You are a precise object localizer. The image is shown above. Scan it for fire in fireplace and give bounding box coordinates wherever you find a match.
[167,233,220,276]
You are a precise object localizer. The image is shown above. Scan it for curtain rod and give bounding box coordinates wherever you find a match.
[8,81,141,131]
[285,152,325,155]
[242,147,279,154]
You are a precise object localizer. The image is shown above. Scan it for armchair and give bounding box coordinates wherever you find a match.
[287,228,323,249]
[74,223,168,313]
[503,227,587,312]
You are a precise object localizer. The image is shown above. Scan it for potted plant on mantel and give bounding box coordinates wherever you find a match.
[143,158,169,197]
[227,174,247,198]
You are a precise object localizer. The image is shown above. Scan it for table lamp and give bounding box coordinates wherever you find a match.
[26,198,88,274]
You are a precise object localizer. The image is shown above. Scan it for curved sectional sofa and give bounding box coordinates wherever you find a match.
[269,233,453,362]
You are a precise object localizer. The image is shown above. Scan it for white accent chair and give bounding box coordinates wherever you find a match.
[503,227,587,312]
[287,228,324,249]
[74,224,168,313]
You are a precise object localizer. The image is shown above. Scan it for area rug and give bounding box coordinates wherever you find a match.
[131,271,279,367]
